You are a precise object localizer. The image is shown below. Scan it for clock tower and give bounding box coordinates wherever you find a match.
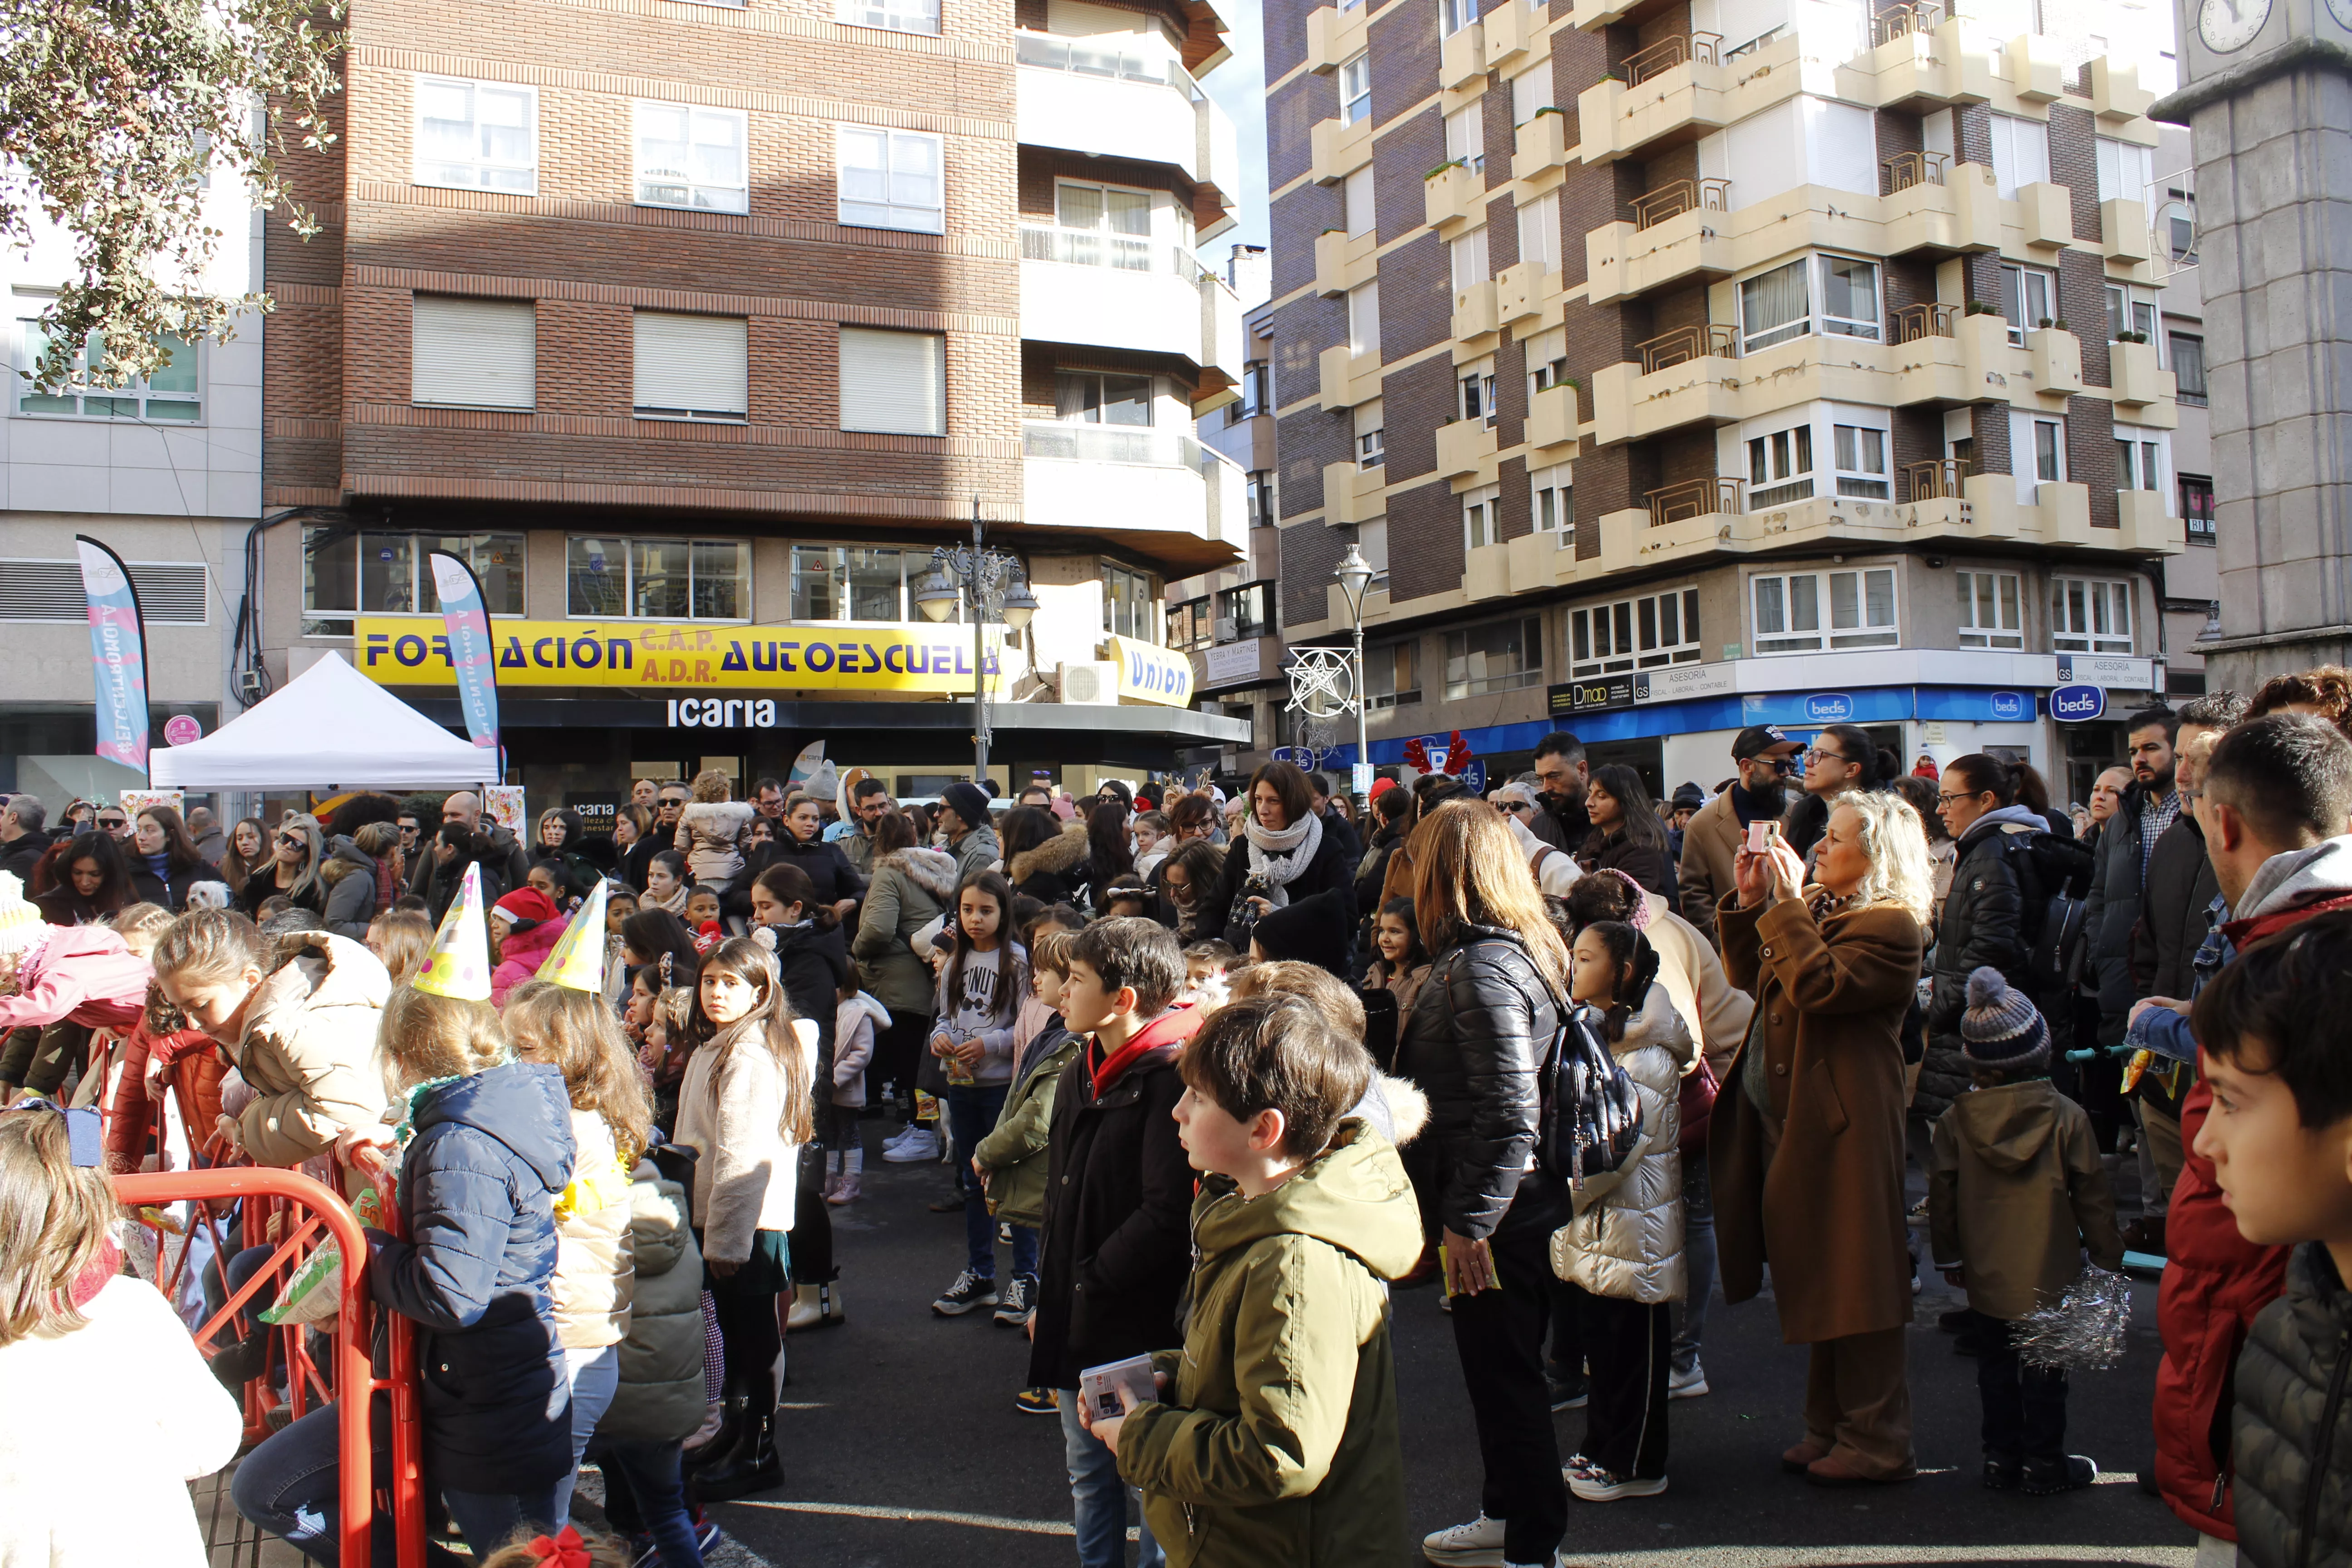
[2156,0,2352,688]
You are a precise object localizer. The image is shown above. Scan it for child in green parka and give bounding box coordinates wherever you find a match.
[1088,991,1423,1568]
[973,926,1086,1416]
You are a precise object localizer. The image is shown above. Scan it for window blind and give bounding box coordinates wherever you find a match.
[412,296,536,408]
[839,328,945,436]
[633,312,748,418]
[0,559,208,623]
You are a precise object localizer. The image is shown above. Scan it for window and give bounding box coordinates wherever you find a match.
[1446,102,1484,176]
[1750,567,1897,653]
[839,327,946,436]
[634,103,747,213]
[1053,181,1152,266]
[1459,365,1496,427]
[2104,285,2157,344]
[1833,421,1889,498]
[13,321,200,421]
[1105,563,1155,640]
[1462,484,1501,550]
[1512,67,1555,125]
[1166,596,1211,650]
[836,0,939,34]
[2052,577,2133,654]
[1740,259,1809,354]
[2180,474,2216,543]
[1516,191,1560,274]
[2095,136,2154,204]
[2114,431,2165,492]
[1343,165,1376,238]
[1817,256,1881,340]
[568,537,748,620]
[1450,226,1488,294]
[1237,361,1269,417]
[1358,427,1385,468]
[633,312,747,422]
[413,77,536,194]
[1445,615,1543,698]
[1956,569,2024,649]
[302,528,523,630]
[1987,112,2049,199]
[411,296,535,410]
[1365,639,1421,709]
[1440,0,1476,36]
[1568,587,1700,676]
[1339,54,1371,124]
[1999,263,2057,345]
[1526,327,1568,396]
[1357,517,1389,593]
[1347,280,1380,357]
[2171,332,2207,404]
[1056,371,1153,426]
[1532,462,1571,534]
[790,545,915,621]
[1246,470,1275,527]
[2029,415,2063,481]
[1747,422,1815,506]
[1218,580,1272,640]
[837,126,943,233]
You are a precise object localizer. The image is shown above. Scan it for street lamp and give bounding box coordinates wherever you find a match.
[1334,542,1375,796]
[918,498,1036,784]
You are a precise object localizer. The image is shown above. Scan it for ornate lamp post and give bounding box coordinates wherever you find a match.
[1333,542,1376,796]
[915,500,1038,784]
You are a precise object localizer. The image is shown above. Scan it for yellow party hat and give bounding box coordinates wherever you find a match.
[536,880,610,993]
[412,862,493,1001]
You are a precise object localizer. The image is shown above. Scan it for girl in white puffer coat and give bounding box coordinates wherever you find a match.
[1548,920,1695,1503]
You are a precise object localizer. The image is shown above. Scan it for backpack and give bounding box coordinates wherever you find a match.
[1538,1000,1643,1190]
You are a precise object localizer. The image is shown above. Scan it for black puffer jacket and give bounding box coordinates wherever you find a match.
[2081,781,2169,1045]
[2126,812,2216,1119]
[750,832,865,911]
[1208,820,1354,952]
[764,919,850,1071]
[2231,1240,2352,1568]
[1578,826,1675,902]
[1394,924,1564,1241]
[1921,810,2092,1115]
[1356,820,1407,916]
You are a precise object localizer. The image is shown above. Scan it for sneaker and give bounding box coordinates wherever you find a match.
[694,1516,723,1555]
[2021,1454,2097,1495]
[1546,1372,1588,1411]
[931,1269,999,1316]
[1568,1465,1668,1502]
[1906,1196,1931,1224]
[1668,1361,1709,1400]
[622,1533,657,1568]
[1014,1386,1060,1415]
[825,1174,860,1205]
[1983,1455,2023,1490]
[1421,1512,1509,1566]
[998,1220,1013,1244]
[882,1122,921,1151]
[993,1273,1037,1328]
[885,1127,941,1163]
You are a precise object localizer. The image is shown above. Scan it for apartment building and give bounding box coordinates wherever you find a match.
[2,177,258,810]
[257,0,1250,801]
[1263,0,2215,804]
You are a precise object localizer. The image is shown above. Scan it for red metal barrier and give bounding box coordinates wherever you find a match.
[114,1162,426,1568]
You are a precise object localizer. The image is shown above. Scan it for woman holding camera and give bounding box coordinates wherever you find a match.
[1204,761,1353,972]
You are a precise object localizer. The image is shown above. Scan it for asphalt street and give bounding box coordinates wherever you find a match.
[642,1122,2206,1568]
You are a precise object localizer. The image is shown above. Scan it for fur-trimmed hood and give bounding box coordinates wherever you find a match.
[1009,822,1090,886]
[883,845,960,901]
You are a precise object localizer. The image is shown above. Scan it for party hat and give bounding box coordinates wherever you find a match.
[536,880,610,993]
[412,862,492,1001]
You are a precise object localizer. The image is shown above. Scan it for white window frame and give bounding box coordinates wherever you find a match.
[1105,562,1156,641]
[1746,421,1815,507]
[2114,427,2169,497]
[1364,635,1420,709]
[11,316,203,423]
[789,544,921,623]
[1450,225,1489,295]
[1054,369,1156,427]
[1748,565,1899,654]
[1440,0,1476,36]
[836,125,944,234]
[1462,483,1501,550]
[2094,135,2154,205]
[835,0,940,35]
[1358,427,1385,469]
[1956,568,2024,650]
[1567,585,1701,677]
[1816,254,1882,341]
[2051,576,2134,655]
[412,76,538,195]
[1531,462,1571,537]
[2105,283,2158,347]
[1343,164,1376,238]
[1832,420,1891,498]
[633,102,749,214]
[1988,112,2050,200]
[1459,363,1496,428]
[1347,279,1380,357]
[565,536,751,622]
[1444,614,1544,699]
[1512,68,1555,126]
[1999,262,2058,347]
[1339,53,1372,125]
[1739,258,1811,354]
[1516,191,1560,274]
[1446,102,1485,176]
[2009,409,2065,500]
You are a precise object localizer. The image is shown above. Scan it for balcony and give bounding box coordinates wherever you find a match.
[1440,21,1485,91]
[1882,160,2002,254]
[1425,160,1486,234]
[2109,338,2175,408]
[1305,2,1368,73]
[1019,226,1241,391]
[2088,57,2156,122]
[1494,259,1550,327]
[1483,0,1535,66]
[2026,327,2082,400]
[1452,279,1499,341]
[2116,488,2183,552]
[1318,342,1380,409]
[2102,197,2151,265]
[1016,34,1239,226]
[1512,110,1572,186]
[1648,475,1741,525]
[1854,12,1995,108]
[1905,456,1973,500]
[1309,111,1373,183]
[2015,181,2074,249]
[1321,458,1384,525]
[1578,29,1800,166]
[1633,177,1730,231]
[1526,381,1579,454]
[1022,422,1247,561]
[1435,417,1498,480]
[2005,32,2064,102]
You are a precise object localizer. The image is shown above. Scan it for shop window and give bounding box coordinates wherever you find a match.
[304,529,524,635]
[567,537,747,620]
[790,545,914,622]
[1104,562,1155,640]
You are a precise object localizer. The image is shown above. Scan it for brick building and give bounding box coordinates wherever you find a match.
[253,0,1250,799]
[1257,0,2218,803]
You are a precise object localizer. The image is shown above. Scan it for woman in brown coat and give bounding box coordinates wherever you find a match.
[1711,788,1931,1486]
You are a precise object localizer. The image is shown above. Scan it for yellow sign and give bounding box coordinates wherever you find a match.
[355,619,1006,695]
[1105,635,1195,708]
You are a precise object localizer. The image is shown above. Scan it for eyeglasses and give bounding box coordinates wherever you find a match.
[1808,749,1852,766]
[1936,790,1987,806]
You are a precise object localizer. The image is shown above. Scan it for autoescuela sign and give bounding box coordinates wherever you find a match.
[355,618,1008,696]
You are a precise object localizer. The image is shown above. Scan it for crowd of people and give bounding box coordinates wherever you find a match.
[2,674,2351,1568]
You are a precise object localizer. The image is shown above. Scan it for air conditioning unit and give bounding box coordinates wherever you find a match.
[1062,661,1120,704]
[1213,617,1239,642]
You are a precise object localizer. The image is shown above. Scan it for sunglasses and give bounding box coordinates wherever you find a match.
[1499,801,1533,814]
[97,817,128,828]
[277,833,306,849]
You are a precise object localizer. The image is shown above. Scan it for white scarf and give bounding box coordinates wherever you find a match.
[1243,810,1324,909]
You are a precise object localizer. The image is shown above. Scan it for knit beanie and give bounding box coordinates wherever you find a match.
[0,871,44,960]
[1960,966,2049,1070]
[940,781,991,833]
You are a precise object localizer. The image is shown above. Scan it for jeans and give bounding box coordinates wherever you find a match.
[1672,1149,1716,1376]
[1060,1396,1161,1568]
[1007,1222,1041,1281]
[945,1083,1010,1279]
[554,1343,622,1526]
[235,1400,564,1565]
[588,1437,703,1568]
[1971,1311,2069,1463]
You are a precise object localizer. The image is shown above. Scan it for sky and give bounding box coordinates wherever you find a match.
[1198,0,1271,265]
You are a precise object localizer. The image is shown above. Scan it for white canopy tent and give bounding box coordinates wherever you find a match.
[149,652,497,790]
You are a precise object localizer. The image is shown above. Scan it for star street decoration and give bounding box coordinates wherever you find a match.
[1285,647,1356,720]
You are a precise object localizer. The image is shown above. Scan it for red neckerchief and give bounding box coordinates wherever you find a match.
[1087,1005,1202,1099]
[67,1238,122,1312]
[2221,889,2352,951]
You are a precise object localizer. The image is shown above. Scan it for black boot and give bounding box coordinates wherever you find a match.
[683,1382,746,1476]
[696,1373,781,1501]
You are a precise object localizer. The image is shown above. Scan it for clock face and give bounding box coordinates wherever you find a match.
[2200,0,2271,52]
[2328,0,2352,33]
